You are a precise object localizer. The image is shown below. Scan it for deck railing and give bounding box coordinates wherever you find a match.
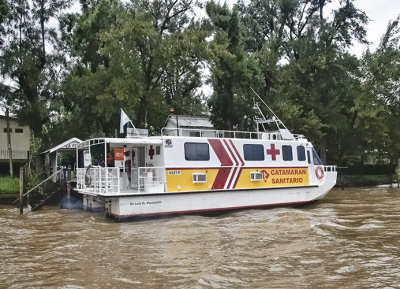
[76,166,166,196]
[161,127,305,140]
[161,127,262,139]
[76,166,120,195]
[323,165,337,172]
[138,167,166,194]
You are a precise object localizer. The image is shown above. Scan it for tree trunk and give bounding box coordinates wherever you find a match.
[222,79,234,130]
[137,95,148,128]
[6,108,13,177]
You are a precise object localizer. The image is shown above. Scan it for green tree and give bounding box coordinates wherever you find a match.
[355,15,400,165]
[237,0,368,164]
[0,0,72,140]
[59,0,209,137]
[0,0,9,45]
[120,0,208,128]
[206,2,260,130]
[57,0,124,140]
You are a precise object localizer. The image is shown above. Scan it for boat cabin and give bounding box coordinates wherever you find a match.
[75,126,331,197]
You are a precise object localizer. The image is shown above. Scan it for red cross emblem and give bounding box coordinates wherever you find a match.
[149,145,155,160]
[266,144,280,161]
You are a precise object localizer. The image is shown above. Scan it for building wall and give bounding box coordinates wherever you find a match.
[0,116,30,160]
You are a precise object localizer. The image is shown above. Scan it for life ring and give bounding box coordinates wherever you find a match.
[315,166,324,179]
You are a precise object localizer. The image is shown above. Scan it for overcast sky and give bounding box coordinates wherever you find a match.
[352,0,400,54]
[220,0,400,56]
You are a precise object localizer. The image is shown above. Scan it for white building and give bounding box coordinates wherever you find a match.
[163,114,215,137]
[0,114,30,163]
[41,137,83,176]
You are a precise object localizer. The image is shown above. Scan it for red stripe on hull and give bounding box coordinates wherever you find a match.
[232,167,243,188]
[223,139,238,166]
[212,168,232,189]
[226,166,237,189]
[229,139,244,166]
[208,139,233,166]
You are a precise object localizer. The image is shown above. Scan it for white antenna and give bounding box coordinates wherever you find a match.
[253,99,268,132]
[250,87,290,131]
[250,87,295,140]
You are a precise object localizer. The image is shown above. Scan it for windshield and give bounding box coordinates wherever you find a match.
[312,148,323,165]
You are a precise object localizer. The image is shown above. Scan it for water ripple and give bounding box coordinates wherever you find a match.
[1,187,400,288]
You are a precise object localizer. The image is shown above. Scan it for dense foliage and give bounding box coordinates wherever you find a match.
[1,0,399,167]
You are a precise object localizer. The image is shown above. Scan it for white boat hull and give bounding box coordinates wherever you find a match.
[102,171,336,220]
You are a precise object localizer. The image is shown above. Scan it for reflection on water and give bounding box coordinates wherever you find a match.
[1,187,399,288]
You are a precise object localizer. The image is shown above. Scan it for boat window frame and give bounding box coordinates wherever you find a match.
[307,150,311,164]
[243,144,265,161]
[297,146,306,161]
[184,142,210,161]
[312,148,323,165]
[282,145,293,161]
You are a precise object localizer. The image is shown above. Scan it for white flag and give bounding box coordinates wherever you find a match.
[120,109,131,133]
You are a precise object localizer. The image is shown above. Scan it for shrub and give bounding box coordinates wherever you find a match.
[0,176,19,194]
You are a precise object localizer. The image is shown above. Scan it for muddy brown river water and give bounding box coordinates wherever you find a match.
[0,186,399,288]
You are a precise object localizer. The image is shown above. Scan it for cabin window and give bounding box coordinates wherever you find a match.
[307,151,311,164]
[282,145,293,161]
[297,146,306,161]
[3,128,11,133]
[312,148,323,165]
[156,146,160,155]
[184,142,209,161]
[15,128,23,133]
[243,144,264,161]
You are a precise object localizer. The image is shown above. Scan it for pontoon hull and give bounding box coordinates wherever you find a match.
[102,171,336,220]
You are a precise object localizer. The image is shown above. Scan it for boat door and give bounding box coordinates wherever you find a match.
[130,146,146,189]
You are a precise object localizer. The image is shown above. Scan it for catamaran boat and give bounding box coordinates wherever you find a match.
[75,102,337,220]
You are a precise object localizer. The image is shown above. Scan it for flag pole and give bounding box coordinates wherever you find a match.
[129,120,140,137]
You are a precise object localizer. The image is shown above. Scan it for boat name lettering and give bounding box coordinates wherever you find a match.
[270,169,307,176]
[272,177,303,184]
[168,170,181,175]
[130,201,162,206]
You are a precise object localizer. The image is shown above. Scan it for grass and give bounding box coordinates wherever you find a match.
[0,176,19,195]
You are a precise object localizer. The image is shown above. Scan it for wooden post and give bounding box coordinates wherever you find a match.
[6,108,13,178]
[66,182,71,209]
[19,167,23,214]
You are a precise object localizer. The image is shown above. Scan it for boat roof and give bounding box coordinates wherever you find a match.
[42,137,83,154]
[78,137,163,149]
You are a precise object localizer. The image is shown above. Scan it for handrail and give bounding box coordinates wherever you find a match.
[161,127,307,141]
[161,127,262,139]
[323,165,337,172]
[13,168,63,204]
[76,167,120,195]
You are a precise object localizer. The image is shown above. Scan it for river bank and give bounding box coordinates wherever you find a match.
[337,174,398,188]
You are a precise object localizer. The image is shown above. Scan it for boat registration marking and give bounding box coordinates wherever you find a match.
[168,170,181,175]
